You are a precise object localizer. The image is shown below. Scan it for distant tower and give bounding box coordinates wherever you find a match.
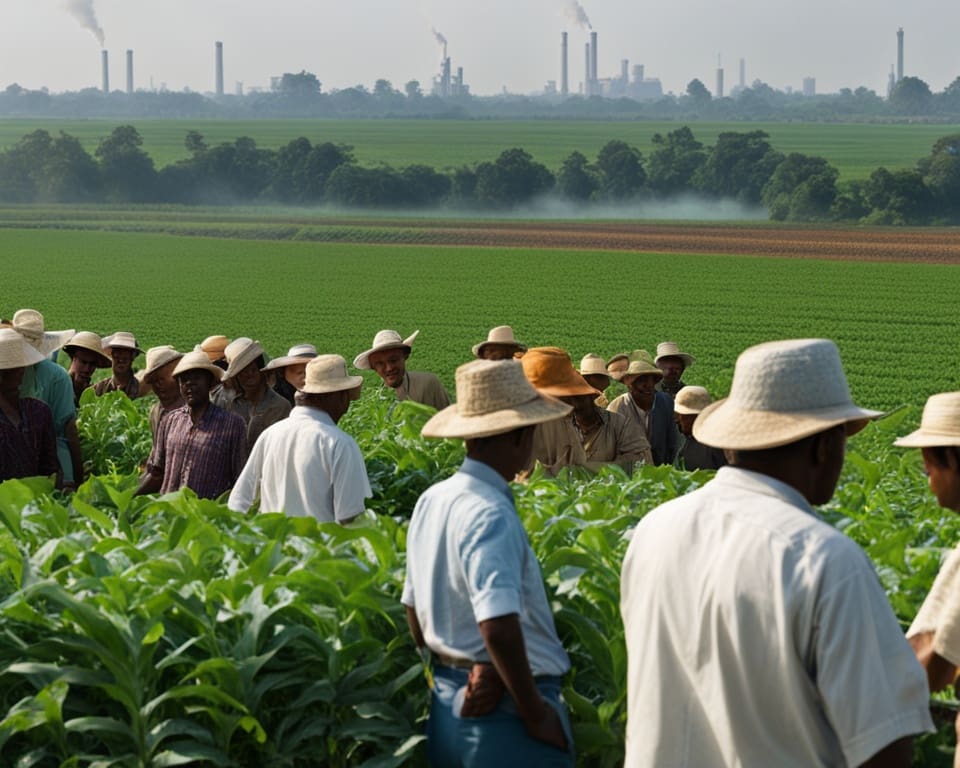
[590,31,598,92]
[715,66,724,99]
[739,58,746,89]
[802,77,816,97]
[126,50,134,94]
[896,27,904,82]
[584,41,591,95]
[101,50,109,94]
[561,32,568,96]
[888,65,896,98]
[215,41,224,96]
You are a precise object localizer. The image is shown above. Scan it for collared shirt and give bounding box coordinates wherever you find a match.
[577,406,653,470]
[394,370,451,411]
[149,400,185,441]
[908,544,960,665]
[0,397,59,482]
[216,385,291,451]
[656,379,685,398]
[20,360,77,483]
[620,466,933,768]
[526,415,587,475]
[93,373,141,399]
[227,406,371,523]
[146,404,247,499]
[607,390,678,466]
[402,458,570,677]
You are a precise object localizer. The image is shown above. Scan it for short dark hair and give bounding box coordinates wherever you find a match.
[925,446,960,469]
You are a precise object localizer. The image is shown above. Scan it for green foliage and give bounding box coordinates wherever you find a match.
[76,389,154,477]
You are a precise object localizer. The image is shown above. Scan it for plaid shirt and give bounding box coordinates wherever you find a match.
[0,397,60,481]
[147,404,247,499]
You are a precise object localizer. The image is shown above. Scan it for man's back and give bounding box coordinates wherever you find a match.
[620,466,931,767]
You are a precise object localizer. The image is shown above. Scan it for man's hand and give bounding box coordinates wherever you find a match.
[460,663,505,717]
[522,699,568,751]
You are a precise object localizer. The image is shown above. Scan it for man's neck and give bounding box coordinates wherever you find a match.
[630,392,653,412]
[189,400,210,424]
[113,371,133,386]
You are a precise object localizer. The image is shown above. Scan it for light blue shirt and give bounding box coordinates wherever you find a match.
[402,457,569,677]
[21,360,76,483]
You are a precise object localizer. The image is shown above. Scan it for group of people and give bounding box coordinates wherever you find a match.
[6,308,960,766]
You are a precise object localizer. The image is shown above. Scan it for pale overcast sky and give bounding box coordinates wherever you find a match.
[1,0,957,97]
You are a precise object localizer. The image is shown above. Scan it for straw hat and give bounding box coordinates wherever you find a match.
[262,343,318,372]
[300,354,364,394]
[472,326,527,358]
[354,329,420,370]
[621,358,664,385]
[137,346,183,382]
[0,328,45,370]
[12,309,75,357]
[578,353,611,381]
[673,386,713,415]
[655,341,695,368]
[64,332,112,368]
[694,339,882,451]
[102,331,142,356]
[606,353,630,381]
[200,335,230,362]
[521,347,599,398]
[222,337,265,380]
[895,393,960,448]
[172,350,224,381]
[423,359,571,440]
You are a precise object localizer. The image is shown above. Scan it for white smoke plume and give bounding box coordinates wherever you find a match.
[432,28,448,59]
[563,0,592,30]
[65,0,105,47]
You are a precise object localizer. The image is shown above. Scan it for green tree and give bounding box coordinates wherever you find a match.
[646,126,706,195]
[862,167,933,225]
[694,130,783,204]
[95,125,158,202]
[595,140,646,200]
[557,151,599,201]
[399,165,451,206]
[277,71,322,98]
[889,76,933,115]
[326,164,404,207]
[761,153,839,221]
[474,148,554,208]
[42,132,102,202]
[685,79,711,103]
[404,80,422,99]
[918,134,960,219]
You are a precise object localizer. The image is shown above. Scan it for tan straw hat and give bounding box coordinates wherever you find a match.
[138,346,184,383]
[472,325,527,358]
[673,386,713,415]
[12,309,75,357]
[102,331,142,356]
[173,350,224,381]
[423,359,571,440]
[655,341,695,367]
[222,337,265,380]
[578,353,611,381]
[354,329,420,370]
[621,358,664,385]
[64,331,112,368]
[694,339,882,451]
[521,347,600,398]
[606,353,629,381]
[200,335,230,362]
[262,343,318,372]
[300,354,364,394]
[894,393,960,448]
[0,327,45,370]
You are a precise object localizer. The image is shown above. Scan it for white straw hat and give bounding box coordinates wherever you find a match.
[300,354,364,394]
[64,331,112,368]
[673,386,713,415]
[102,331,142,356]
[173,350,224,381]
[578,353,611,381]
[472,325,527,357]
[895,392,960,448]
[354,329,420,370]
[262,343,318,372]
[423,359,571,440]
[694,339,882,451]
[655,341,695,367]
[138,346,184,382]
[0,328,45,370]
[222,337,265,380]
[12,309,75,357]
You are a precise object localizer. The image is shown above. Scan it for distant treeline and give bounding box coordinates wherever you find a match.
[2,124,960,224]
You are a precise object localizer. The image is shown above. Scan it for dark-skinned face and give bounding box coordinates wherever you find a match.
[657,356,685,386]
[627,374,660,410]
[922,447,960,512]
[674,412,697,437]
[0,366,25,398]
[368,348,408,388]
[111,348,135,376]
[479,344,520,361]
[235,360,264,395]
[177,370,214,408]
[69,351,102,386]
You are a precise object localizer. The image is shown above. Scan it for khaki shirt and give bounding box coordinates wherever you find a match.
[93,373,141,399]
[216,386,292,450]
[524,416,587,476]
[580,407,653,470]
[395,370,451,411]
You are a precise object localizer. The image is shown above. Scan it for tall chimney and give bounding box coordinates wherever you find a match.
[101,50,109,94]
[215,41,224,96]
[126,50,134,94]
[560,32,568,96]
[584,42,590,96]
[715,67,724,99]
[739,58,746,89]
[621,59,629,82]
[896,28,904,82]
[590,31,598,87]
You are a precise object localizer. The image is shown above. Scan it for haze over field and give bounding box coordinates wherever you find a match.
[2,0,957,98]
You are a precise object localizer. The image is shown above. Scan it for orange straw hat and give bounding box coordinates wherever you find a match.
[200,335,230,362]
[894,392,960,448]
[520,346,600,398]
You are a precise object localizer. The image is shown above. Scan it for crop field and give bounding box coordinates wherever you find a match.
[1,118,957,178]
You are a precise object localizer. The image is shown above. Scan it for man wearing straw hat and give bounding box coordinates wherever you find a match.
[672,385,726,471]
[63,331,112,406]
[473,325,527,361]
[137,346,184,439]
[354,329,450,411]
[403,359,574,766]
[93,332,143,399]
[620,339,933,767]
[607,354,679,466]
[136,350,246,500]
[263,343,318,406]
[228,355,371,524]
[654,340,694,398]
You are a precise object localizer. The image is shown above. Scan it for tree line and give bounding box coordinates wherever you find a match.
[2,124,959,224]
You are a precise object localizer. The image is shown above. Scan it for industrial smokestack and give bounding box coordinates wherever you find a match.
[215,41,224,96]
[715,67,724,99]
[561,32,568,96]
[896,28,904,82]
[739,58,745,89]
[101,49,109,93]
[621,59,629,82]
[126,49,134,94]
[590,31,598,88]
[584,42,590,96]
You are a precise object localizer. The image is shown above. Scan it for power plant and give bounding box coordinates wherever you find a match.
[101,49,109,94]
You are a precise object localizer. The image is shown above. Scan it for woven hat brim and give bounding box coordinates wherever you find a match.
[693,397,883,450]
[173,360,224,382]
[262,354,316,371]
[422,394,571,440]
[353,344,410,370]
[223,344,264,380]
[622,371,663,385]
[19,329,75,357]
[533,381,601,398]
[140,352,184,380]
[655,353,695,367]
[894,429,960,448]
[673,403,703,415]
[0,340,46,370]
[301,374,363,394]
[64,343,112,368]
[472,341,527,357]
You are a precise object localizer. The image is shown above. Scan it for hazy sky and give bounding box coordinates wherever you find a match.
[2,0,957,98]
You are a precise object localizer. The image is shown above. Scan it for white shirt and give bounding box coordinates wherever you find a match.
[402,458,569,677]
[908,543,960,665]
[620,466,933,768]
[227,406,371,523]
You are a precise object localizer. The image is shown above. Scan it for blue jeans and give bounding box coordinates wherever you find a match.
[426,665,575,768]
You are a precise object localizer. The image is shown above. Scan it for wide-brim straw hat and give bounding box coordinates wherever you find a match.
[137,346,184,383]
[12,309,75,357]
[300,354,364,394]
[423,359,571,440]
[0,328,46,370]
[354,329,420,370]
[64,331,112,368]
[102,331,142,356]
[694,338,882,451]
[472,325,527,358]
[895,392,960,448]
[655,341,695,367]
[674,385,713,415]
[578,353,611,383]
[262,344,318,372]
[621,358,664,385]
[173,350,224,381]
[222,337,265,380]
[521,346,600,398]
[606,353,630,381]
[200,335,230,362]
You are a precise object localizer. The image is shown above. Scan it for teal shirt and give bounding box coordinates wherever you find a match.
[21,360,77,483]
